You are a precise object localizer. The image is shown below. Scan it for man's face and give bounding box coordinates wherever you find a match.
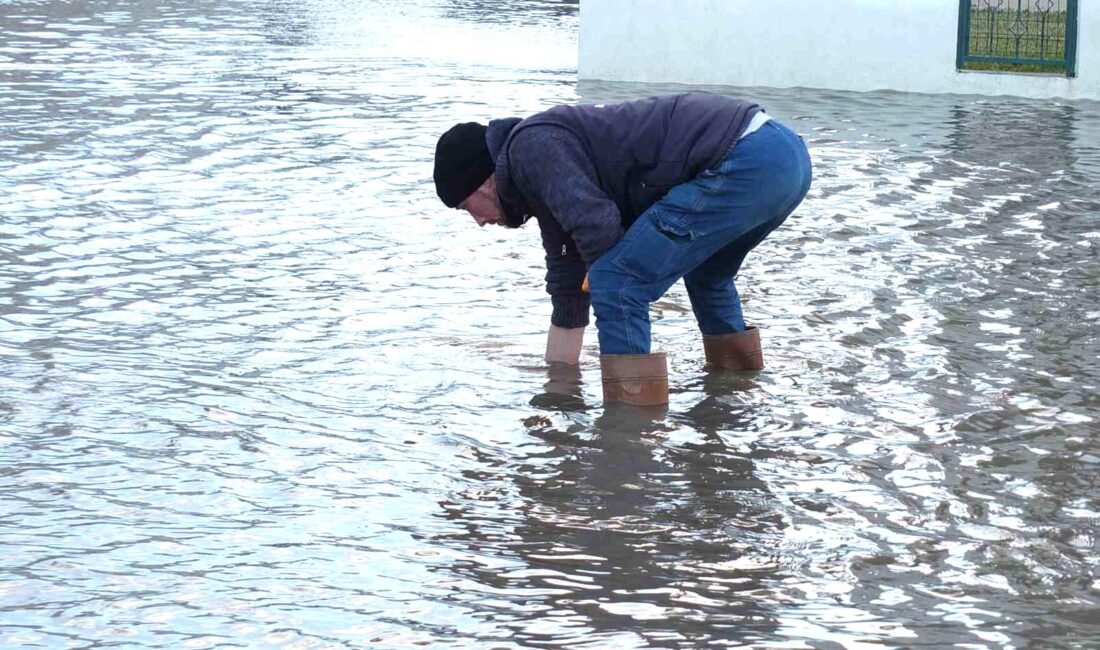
[458,177,504,227]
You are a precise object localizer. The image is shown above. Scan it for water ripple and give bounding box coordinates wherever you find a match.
[2,0,1098,648]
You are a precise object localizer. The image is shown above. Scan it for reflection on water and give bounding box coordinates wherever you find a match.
[1,0,1098,648]
[432,399,782,648]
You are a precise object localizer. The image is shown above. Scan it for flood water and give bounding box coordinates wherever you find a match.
[2,0,1098,648]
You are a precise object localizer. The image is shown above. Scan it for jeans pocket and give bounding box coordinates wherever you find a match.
[612,212,693,283]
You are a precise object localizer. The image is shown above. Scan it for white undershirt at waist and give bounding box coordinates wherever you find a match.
[738,111,772,140]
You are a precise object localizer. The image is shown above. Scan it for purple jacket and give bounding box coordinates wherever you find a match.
[485,93,761,328]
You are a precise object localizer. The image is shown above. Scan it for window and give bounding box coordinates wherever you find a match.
[957,0,1078,76]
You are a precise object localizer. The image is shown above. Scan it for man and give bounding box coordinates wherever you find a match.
[433,93,811,406]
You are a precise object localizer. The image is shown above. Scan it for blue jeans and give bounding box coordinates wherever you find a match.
[587,119,812,355]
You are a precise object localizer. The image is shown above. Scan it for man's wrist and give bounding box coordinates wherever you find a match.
[545,324,585,365]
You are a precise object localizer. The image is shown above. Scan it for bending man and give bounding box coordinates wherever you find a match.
[433,93,812,406]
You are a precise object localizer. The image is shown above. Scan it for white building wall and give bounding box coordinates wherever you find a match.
[579,0,1100,100]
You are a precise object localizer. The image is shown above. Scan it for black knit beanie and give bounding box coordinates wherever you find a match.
[434,122,494,208]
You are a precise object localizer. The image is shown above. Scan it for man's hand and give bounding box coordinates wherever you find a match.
[545,325,585,365]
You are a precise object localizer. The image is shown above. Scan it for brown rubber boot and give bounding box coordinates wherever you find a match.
[600,352,669,406]
[703,327,764,370]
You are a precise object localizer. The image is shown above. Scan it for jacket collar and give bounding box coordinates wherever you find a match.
[486,117,529,228]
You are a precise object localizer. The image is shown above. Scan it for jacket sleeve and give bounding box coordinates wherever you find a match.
[507,127,625,266]
[534,212,590,328]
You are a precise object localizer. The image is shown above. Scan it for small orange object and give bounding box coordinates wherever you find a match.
[581,274,589,292]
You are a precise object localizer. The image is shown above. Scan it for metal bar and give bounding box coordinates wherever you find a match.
[1013,0,1023,60]
[957,0,972,69]
[988,2,996,54]
[963,54,1068,66]
[1040,7,1048,61]
[1065,0,1078,76]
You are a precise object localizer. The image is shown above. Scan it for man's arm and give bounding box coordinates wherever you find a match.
[510,127,622,365]
[509,128,624,266]
[546,272,589,364]
[534,213,588,365]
